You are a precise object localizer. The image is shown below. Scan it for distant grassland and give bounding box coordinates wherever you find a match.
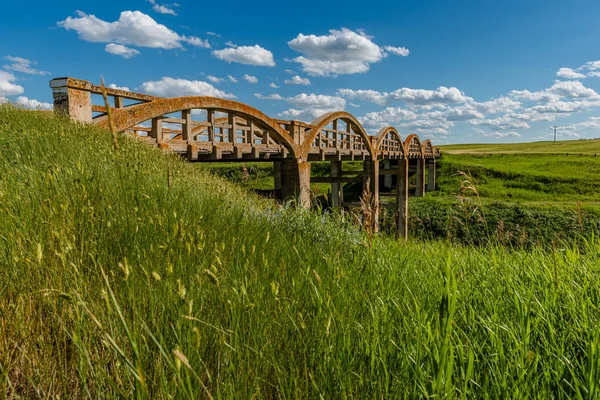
[4,106,600,397]
[441,138,600,154]
[435,153,600,203]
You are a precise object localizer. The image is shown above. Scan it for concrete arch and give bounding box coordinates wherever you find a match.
[302,111,375,161]
[422,139,434,157]
[97,96,300,157]
[404,134,423,157]
[374,126,407,158]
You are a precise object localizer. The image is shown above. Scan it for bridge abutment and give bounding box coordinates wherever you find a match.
[50,78,92,122]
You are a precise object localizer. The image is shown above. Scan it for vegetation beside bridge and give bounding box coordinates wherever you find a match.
[2,106,600,398]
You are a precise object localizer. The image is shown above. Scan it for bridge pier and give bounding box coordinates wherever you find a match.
[280,159,311,208]
[362,160,380,232]
[396,158,409,239]
[416,158,425,197]
[427,160,436,192]
[330,160,344,207]
[383,160,393,190]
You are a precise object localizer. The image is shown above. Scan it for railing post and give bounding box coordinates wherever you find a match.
[49,78,92,122]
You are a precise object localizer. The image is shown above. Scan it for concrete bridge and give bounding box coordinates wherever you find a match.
[50,77,441,238]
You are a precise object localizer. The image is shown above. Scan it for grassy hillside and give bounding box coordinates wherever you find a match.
[3,106,600,398]
[441,138,600,154]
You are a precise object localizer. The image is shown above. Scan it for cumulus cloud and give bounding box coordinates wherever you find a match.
[269,82,279,88]
[285,75,311,85]
[383,45,410,56]
[243,74,258,83]
[288,28,409,76]
[482,130,521,138]
[556,68,586,79]
[359,107,417,129]
[0,71,24,96]
[15,96,53,110]
[3,56,49,75]
[105,43,140,59]
[228,75,238,83]
[338,86,471,106]
[58,11,209,50]
[255,93,285,100]
[287,93,345,109]
[137,77,235,98]
[511,80,600,106]
[207,75,223,83]
[212,45,275,66]
[108,83,130,91]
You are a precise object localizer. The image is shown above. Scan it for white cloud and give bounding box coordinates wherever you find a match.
[105,43,140,59]
[470,116,530,131]
[243,74,258,83]
[58,10,209,50]
[266,93,347,122]
[287,93,345,109]
[108,83,130,91]
[511,80,600,102]
[228,75,238,83]
[0,71,24,96]
[137,77,235,98]
[0,96,7,104]
[3,56,49,75]
[482,130,521,138]
[359,107,417,129]
[15,96,53,110]
[472,97,521,114]
[287,28,409,76]
[556,68,586,79]
[285,75,311,85]
[153,4,177,15]
[207,75,223,83]
[206,32,220,37]
[278,108,334,122]
[339,86,471,106]
[212,45,275,66]
[383,45,410,56]
[255,93,284,100]
[184,36,210,48]
[269,82,279,88]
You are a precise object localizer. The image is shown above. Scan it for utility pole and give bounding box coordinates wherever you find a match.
[552,125,559,142]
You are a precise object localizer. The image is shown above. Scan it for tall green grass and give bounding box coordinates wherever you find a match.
[2,106,600,398]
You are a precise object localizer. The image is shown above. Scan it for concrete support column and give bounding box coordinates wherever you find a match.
[416,158,425,197]
[273,161,282,193]
[427,160,436,192]
[280,159,311,208]
[396,158,409,240]
[383,160,392,190]
[50,78,92,123]
[331,160,343,207]
[362,159,380,232]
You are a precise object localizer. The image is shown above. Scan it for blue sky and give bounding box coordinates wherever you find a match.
[2,0,600,144]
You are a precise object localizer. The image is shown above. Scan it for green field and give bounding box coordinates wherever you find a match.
[4,106,600,397]
[442,139,600,155]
